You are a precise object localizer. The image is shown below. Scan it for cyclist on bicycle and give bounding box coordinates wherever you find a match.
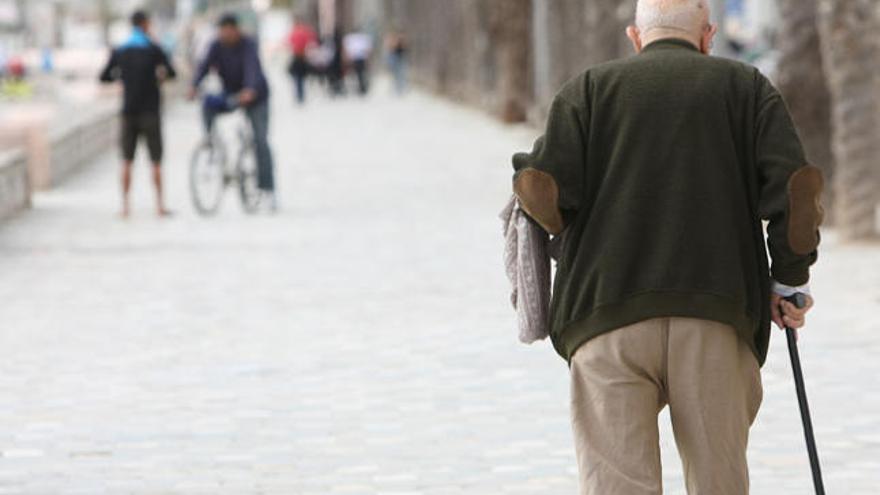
[188,13,277,211]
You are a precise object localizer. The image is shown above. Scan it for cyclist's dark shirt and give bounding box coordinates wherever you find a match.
[193,37,270,104]
[99,30,176,115]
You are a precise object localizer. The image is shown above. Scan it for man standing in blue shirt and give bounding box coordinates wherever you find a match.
[100,10,176,218]
[189,13,276,210]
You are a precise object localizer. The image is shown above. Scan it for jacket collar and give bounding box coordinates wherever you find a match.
[642,37,700,53]
[121,27,151,49]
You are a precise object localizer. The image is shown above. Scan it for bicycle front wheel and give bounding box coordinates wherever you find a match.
[190,139,227,216]
[236,144,261,214]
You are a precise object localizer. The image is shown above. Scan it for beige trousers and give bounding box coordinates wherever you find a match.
[570,318,763,495]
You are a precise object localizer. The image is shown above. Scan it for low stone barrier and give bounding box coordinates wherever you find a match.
[0,105,119,191]
[0,148,30,221]
[45,108,119,188]
[0,105,119,222]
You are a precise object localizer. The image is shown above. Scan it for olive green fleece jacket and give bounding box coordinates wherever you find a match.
[512,38,823,365]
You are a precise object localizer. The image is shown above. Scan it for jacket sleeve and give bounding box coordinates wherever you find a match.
[242,41,263,92]
[98,50,119,83]
[512,94,587,235]
[755,72,823,286]
[192,43,214,88]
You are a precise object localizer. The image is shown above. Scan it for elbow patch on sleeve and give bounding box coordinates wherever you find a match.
[513,169,565,235]
[787,166,824,255]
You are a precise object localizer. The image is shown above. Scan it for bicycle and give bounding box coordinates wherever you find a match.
[189,105,261,216]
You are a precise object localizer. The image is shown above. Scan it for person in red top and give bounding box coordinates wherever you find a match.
[287,18,317,105]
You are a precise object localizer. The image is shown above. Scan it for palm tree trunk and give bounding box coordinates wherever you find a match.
[582,0,635,66]
[487,0,532,122]
[531,0,633,117]
[776,0,835,220]
[98,0,113,48]
[531,0,567,112]
[818,0,880,239]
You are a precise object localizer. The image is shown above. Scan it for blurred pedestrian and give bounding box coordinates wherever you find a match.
[287,16,317,105]
[5,56,25,80]
[385,29,408,95]
[344,28,374,96]
[40,47,54,74]
[1,55,32,99]
[189,13,277,211]
[511,0,823,492]
[326,29,346,97]
[0,45,7,79]
[99,10,176,218]
[307,39,334,90]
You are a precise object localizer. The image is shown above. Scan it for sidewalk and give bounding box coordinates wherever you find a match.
[0,74,877,494]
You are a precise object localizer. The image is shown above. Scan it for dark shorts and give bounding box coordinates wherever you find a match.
[121,113,163,163]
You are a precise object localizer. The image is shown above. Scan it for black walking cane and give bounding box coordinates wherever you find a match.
[783,293,825,494]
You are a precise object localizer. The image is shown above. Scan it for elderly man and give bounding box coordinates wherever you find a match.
[512,0,823,493]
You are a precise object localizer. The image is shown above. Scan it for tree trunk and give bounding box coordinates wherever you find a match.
[487,0,532,122]
[98,0,113,48]
[818,0,880,239]
[294,0,321,26]
[531,0,564,112]
[776,0,835,220]
[581,0,635,66]
[149,0,178,20]
[52,1,66,48]
[531,0,633,117]
[383,1,632,122]
[335,0,354,31]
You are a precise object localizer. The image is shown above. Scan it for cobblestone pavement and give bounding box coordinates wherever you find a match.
[1,73,878,494]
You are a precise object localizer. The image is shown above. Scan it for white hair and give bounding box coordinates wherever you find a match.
[635,0,710,35]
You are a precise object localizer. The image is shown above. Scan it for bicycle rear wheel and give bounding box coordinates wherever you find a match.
[236,143,260,214]
[190,138,227,216]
